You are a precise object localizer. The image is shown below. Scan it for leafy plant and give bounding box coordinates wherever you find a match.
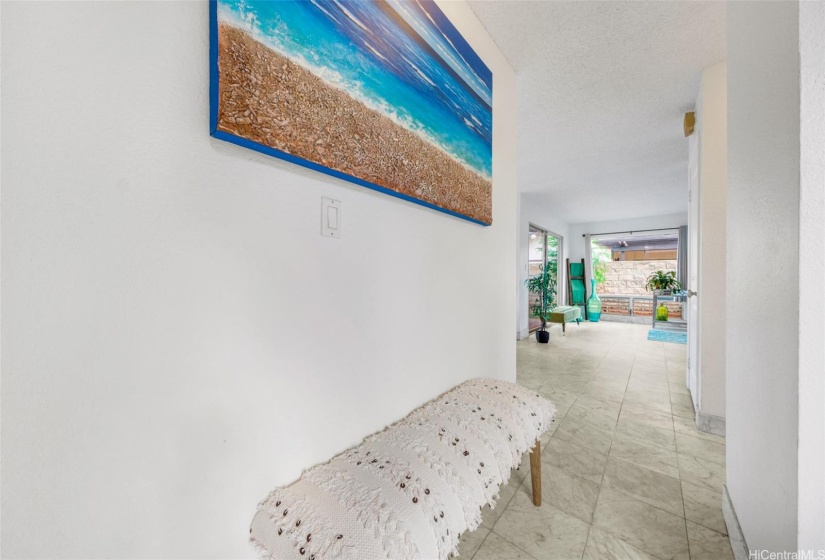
[526,263,557,332]
[645,270,682,292]
[593,262,607,288]
[591,243,611,289]
[534,234,560,287]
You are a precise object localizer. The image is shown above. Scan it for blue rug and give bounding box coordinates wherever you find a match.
[648,329,687,344]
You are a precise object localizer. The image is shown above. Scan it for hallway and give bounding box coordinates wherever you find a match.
[457,322,732,560]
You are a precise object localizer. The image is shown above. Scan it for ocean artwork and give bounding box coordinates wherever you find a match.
[210,0,493,225]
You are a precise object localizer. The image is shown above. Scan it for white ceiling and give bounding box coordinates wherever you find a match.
[467,1,726,223]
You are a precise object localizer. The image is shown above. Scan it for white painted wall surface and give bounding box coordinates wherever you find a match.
[695,61,727,421]
[0,2,518,558]
[567,213,688,265]
[517,194,570,339]
[798,0,825,551]
[726,1,799,553]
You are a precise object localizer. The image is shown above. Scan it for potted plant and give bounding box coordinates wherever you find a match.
[525,263,556,343]
[645,270,682,294]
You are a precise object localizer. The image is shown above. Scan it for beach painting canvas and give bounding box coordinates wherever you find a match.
[210,0,493,225]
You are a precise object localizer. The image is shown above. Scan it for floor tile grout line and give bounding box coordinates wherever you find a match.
[589,518,672,560]
[655,346,690,524]
[607,445,680,480]
[467,524,493,560]
[546,429,609,461]
[683,513,730,538]
[579,524,593,560]
[606,343,636,456]
[601,470,691,520]
[592,479,692,555]
[613,423,677,453]
[585,525,662,560]
[488,527,542,560]
[608,454,682,485]
[685,515,694,559]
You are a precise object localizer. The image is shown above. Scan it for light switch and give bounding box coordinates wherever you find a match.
[321,197,341,238]
[328,206,338,229]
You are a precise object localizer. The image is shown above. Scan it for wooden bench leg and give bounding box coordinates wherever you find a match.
[530,439,541,506]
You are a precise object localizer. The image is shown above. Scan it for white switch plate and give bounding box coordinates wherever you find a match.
[321,197,341,238]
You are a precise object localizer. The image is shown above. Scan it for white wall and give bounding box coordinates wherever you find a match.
[568,212,688,265]
[0,2,518,558]
[517,194,570,339]
[694,61,727,422]
[726,1,799,553]
[798,0,825,551]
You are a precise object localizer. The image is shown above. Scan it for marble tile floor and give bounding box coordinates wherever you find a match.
[457,321,732,560]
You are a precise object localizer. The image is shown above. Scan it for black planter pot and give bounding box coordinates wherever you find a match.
[536,330,550,343]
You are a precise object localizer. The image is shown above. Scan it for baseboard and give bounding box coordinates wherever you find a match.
[696,411,726,437]
[519,324,566,341]
[600,314,651,325]
[723,484,749,560]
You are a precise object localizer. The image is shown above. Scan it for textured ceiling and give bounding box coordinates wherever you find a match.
[468,1,726,223]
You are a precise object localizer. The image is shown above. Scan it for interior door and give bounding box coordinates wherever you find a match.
[687,133,701,408]
[527,226,547,332]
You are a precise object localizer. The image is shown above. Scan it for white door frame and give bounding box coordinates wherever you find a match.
[527,223,565,319]
[687,133,701,408]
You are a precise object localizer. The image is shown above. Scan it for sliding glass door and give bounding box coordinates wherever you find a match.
[587,230,681,320]
[528,225,562,332]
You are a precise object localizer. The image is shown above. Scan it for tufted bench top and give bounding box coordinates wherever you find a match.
[547,306,582,335]
[548,306,581,322]
[250,378,555,560]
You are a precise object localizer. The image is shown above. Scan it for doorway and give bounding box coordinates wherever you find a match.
[528,225,563,332]
[587,230,682,321]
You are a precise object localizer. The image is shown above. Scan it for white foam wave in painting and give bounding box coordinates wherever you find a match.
[329,0,370,33]
[363,41,388,62]
[308,0,342,27]
[406,59,437,87]
[385,0,492,107]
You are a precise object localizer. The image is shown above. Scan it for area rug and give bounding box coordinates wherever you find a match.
[648,329,688,344]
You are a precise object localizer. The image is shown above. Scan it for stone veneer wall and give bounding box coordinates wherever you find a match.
[599,260,678,295]
[598,260,681,317]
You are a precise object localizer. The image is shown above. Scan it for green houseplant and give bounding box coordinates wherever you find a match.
[645,270,682,294]
[525,263,556,343]
[593,262,607,289]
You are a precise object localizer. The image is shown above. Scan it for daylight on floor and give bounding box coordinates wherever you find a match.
[2,1,823,560]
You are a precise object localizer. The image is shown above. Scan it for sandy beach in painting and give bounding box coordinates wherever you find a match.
[216,24,492,224]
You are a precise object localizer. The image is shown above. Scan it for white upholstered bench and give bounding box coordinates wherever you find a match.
[250,378,555,560]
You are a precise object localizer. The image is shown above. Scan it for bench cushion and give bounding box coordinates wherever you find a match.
[250,379,555,560]
[548,306,582,323]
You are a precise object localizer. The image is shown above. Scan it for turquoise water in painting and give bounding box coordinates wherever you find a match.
[218,0,493,178]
